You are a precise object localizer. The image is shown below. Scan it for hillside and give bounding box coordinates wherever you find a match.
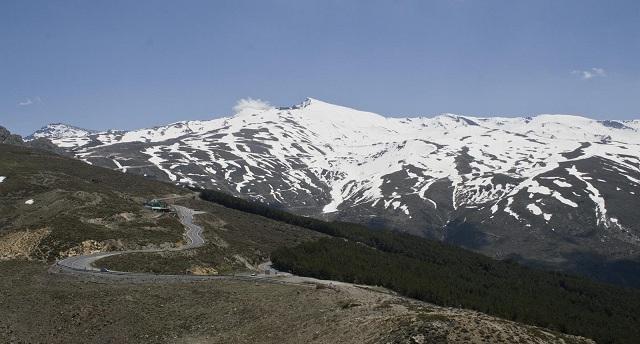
[0,143,188,261]
[94,197,327,274]
[198,188,640,344]
[0,141,599,344]
[0,141,324,272]
[30,98,640,286]
[93,185,640,343]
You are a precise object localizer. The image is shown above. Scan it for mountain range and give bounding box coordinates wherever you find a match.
[28,98,640,285]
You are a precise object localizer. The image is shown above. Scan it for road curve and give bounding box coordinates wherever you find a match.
[55,205,206,273]
[51,206,376,294]
[173,205,206,249]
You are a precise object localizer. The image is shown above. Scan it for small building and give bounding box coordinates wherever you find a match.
[144,199,171,212]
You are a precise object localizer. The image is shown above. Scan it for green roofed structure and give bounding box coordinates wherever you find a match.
[143,199,171,212]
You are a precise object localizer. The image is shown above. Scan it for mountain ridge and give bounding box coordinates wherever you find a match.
[28,97,640,138]
[27,98,640,286]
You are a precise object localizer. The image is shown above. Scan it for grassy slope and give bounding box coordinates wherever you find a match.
[0,144,187,260]
[97,198,326,274]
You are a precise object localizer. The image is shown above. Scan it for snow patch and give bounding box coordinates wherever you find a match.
[527,203,543,216]
[504,197,520,220]
[26,98,640,232]
[143,146,178,182]
[553,180,572,188]
[525,180,578,208]
[567,165,608,226]
[624,174,640,185]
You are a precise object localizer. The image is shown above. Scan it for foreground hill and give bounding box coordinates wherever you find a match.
[1,261,595,344]
[30,99,640,286]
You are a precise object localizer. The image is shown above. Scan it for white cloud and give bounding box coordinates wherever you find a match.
[18,96,42,106]
[232,97,273,113]
[572,67,606,80]
[18,99,33,106]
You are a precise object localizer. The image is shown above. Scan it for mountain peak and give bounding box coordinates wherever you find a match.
[531,114,594,123]
[27,123,95,141]
[300,97,317,107]
[285,98,388,125]
[284,97,330,110]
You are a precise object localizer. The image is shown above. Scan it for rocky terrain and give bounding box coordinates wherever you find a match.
[29,99,640,285]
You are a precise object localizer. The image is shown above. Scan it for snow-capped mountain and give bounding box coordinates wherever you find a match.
[27,123,96,148]
[32,98,640,283]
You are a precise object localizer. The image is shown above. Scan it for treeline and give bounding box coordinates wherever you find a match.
[200,188,347,237]
[199,189,640,344]
[273,239,640,344]
[200,189,440,247]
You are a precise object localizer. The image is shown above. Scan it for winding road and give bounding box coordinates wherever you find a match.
[51,205,363,292]
[55,205,206,273]
[173,205,206,249]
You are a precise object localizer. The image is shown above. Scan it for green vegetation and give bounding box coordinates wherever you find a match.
[95,197,325,274]
[199,189,366,238]
[272,239,640,344]
[0,144,186,259]
[200,188,640,344]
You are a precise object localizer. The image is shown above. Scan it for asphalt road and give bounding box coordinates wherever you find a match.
[51,205,373,293]
[173,205,206,249]
[55,205,205,272]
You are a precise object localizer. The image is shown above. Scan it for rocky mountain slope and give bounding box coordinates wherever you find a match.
[29,98,640,285]
[1,125,70,156]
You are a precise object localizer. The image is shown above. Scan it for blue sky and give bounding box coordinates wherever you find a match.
[1,0,639,135]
